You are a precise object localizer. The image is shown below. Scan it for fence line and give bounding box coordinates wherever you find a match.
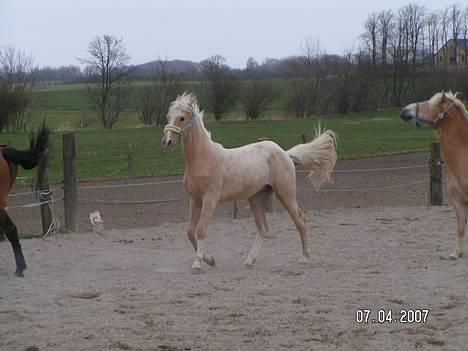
[78,197,185,205]
[301,180,427,193]
[297,164,428,174]
[9,186,63,198]
[105,161,130,178]
[5,198,60,210]
[78,179,183,191]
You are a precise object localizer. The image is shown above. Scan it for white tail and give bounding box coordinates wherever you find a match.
[287,129,337,189]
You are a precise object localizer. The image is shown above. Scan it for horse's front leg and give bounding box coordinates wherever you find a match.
[192,196,218,272]
[187,196,215,267]
[187,196,201,250]
[449,201,466,259]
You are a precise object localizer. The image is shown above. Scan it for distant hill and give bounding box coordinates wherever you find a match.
[131,59,202,80]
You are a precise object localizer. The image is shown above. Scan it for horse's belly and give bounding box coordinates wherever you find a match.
[219,184,264,203]
[219,164,271,202]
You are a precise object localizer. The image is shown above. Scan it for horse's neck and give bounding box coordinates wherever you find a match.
[438,109,468,175]
[182,120,215,171]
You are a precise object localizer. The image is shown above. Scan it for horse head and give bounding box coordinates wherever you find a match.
[161,93,198,150]
[400,91,463,128]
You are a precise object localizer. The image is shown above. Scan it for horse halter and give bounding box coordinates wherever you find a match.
[163,111,196,138]
[415,101,456,128]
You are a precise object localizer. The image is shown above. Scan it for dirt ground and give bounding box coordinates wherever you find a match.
[1,153,467,350]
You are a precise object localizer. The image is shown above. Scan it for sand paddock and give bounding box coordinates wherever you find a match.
[1,205,467,351]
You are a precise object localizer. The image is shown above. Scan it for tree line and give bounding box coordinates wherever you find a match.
[1,2,467,131]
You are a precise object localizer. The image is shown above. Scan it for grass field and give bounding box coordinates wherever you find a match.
[30,81,289,130]
[4,108,437,185]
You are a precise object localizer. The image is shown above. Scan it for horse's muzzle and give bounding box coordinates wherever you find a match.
[400,108,414,122]
[161,133,178,151]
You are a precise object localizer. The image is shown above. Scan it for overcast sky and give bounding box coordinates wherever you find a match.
[0,0,460,68]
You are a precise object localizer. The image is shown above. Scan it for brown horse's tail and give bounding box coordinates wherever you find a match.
[2,123,50,171]
[286,128,337,189]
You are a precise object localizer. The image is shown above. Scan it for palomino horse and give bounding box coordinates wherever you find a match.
[401,91,468,259]
[161,93,337,271]
[1,125,50,276]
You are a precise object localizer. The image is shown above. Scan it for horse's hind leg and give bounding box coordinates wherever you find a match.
[0,209,26,277]
[273,183,309,263]
[245,187,272,267]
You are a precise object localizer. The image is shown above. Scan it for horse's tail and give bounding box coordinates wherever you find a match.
[2,123,51,170]
[286,128,337,189]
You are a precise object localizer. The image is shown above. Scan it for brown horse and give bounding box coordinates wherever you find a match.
[1,125,50,276]
[401,91,468,259]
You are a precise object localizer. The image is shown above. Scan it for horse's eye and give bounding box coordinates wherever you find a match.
[180,117,185,122]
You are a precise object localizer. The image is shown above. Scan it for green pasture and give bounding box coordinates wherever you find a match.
[29,81,289,130]
[3,108,437,185]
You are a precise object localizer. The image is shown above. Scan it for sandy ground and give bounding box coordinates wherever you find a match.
[1,206,467,351]
[1,153,467,350]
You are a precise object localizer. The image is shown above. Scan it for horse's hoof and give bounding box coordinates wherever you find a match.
[204,255,216,267]
[191,260,202,273]
[15,270,25,278]
[449,252,463,260]
[298,256,309,264]
[191,267,202,274]
[244,257,255,267]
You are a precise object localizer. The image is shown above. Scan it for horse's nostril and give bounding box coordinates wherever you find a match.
[400,109,412,121]
[167,139,172,146]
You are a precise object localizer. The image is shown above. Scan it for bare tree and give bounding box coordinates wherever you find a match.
[440,7,450,65]
[378,10,393,65]
[364,13,379,65]
[201,55,238,121]
[389,13,411,105]
[426,11,440,65]
[241,80,275,120]
[136,59,181,125]
[0,47,36,132]
[406,3,425,70]
[80,34,132,129]
[286,39,327,118]
[450,4,463,64]
[463,6,468,66]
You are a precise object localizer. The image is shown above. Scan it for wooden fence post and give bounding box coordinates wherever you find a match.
[429,141,443,206]
[37,147,53,235]
[128,143,134,178]
[63,133,79,232]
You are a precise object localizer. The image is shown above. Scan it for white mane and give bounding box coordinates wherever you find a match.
[429,91,468,120]
[170,92,222,145]
[169,92,202,115]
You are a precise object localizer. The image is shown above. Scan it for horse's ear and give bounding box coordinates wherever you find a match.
[176,94,181,101]
[441,91,446,102]
[189,95,197,107]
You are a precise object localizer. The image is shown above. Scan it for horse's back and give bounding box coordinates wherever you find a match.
[223,140,292,170]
